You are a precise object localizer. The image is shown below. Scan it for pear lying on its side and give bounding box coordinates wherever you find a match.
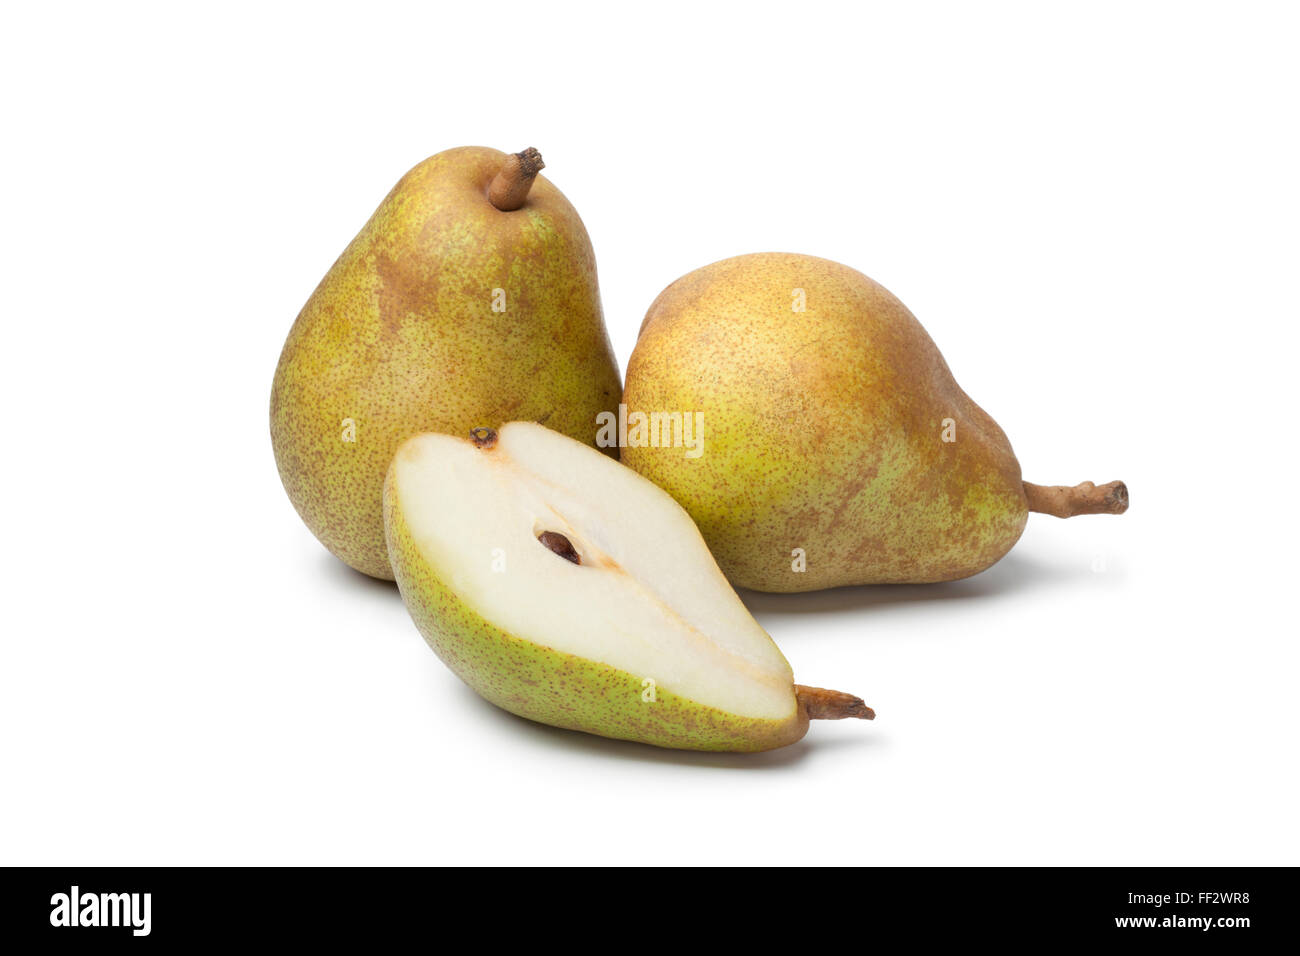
[384,422,872,752]
[622,253,1128,592]
[271,147,621,580]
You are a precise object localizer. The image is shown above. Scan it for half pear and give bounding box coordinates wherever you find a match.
[384,422,872,752]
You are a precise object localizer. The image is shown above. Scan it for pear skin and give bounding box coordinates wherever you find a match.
[271,147,621,579]
[621,253,1127,592]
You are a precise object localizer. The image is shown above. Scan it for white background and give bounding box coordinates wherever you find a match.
[2,2,1297,865]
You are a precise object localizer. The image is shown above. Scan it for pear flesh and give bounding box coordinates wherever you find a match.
[384,422,872,752]
[271,147,621,580]
[622,253,1128,592]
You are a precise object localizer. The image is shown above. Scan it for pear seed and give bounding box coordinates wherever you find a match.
[538,531,581,565]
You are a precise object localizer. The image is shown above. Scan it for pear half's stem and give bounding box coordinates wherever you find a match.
[1024,480,1129,518]
[488,148,545,211]
[796,685,875,721]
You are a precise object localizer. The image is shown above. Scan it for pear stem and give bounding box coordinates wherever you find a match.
[488,148,545,211]
[1024,480,1129,518]
[795,685,875,721]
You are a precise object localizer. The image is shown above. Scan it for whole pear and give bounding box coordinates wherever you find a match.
[271,147,621,579]
[621,253,1127,592]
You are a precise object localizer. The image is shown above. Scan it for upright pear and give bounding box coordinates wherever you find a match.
[621,253,1127,592]
[271,147,621,579]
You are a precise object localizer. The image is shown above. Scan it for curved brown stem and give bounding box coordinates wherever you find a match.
[796,685,875,720]
[488,147,545,211]
[1024,480,1129,517]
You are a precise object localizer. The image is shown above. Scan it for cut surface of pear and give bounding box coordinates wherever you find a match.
[384,421,872,751]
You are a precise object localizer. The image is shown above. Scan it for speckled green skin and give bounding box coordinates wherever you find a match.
[622,253,1028,592]
[271,147,621,579]
[383,466,809,752]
